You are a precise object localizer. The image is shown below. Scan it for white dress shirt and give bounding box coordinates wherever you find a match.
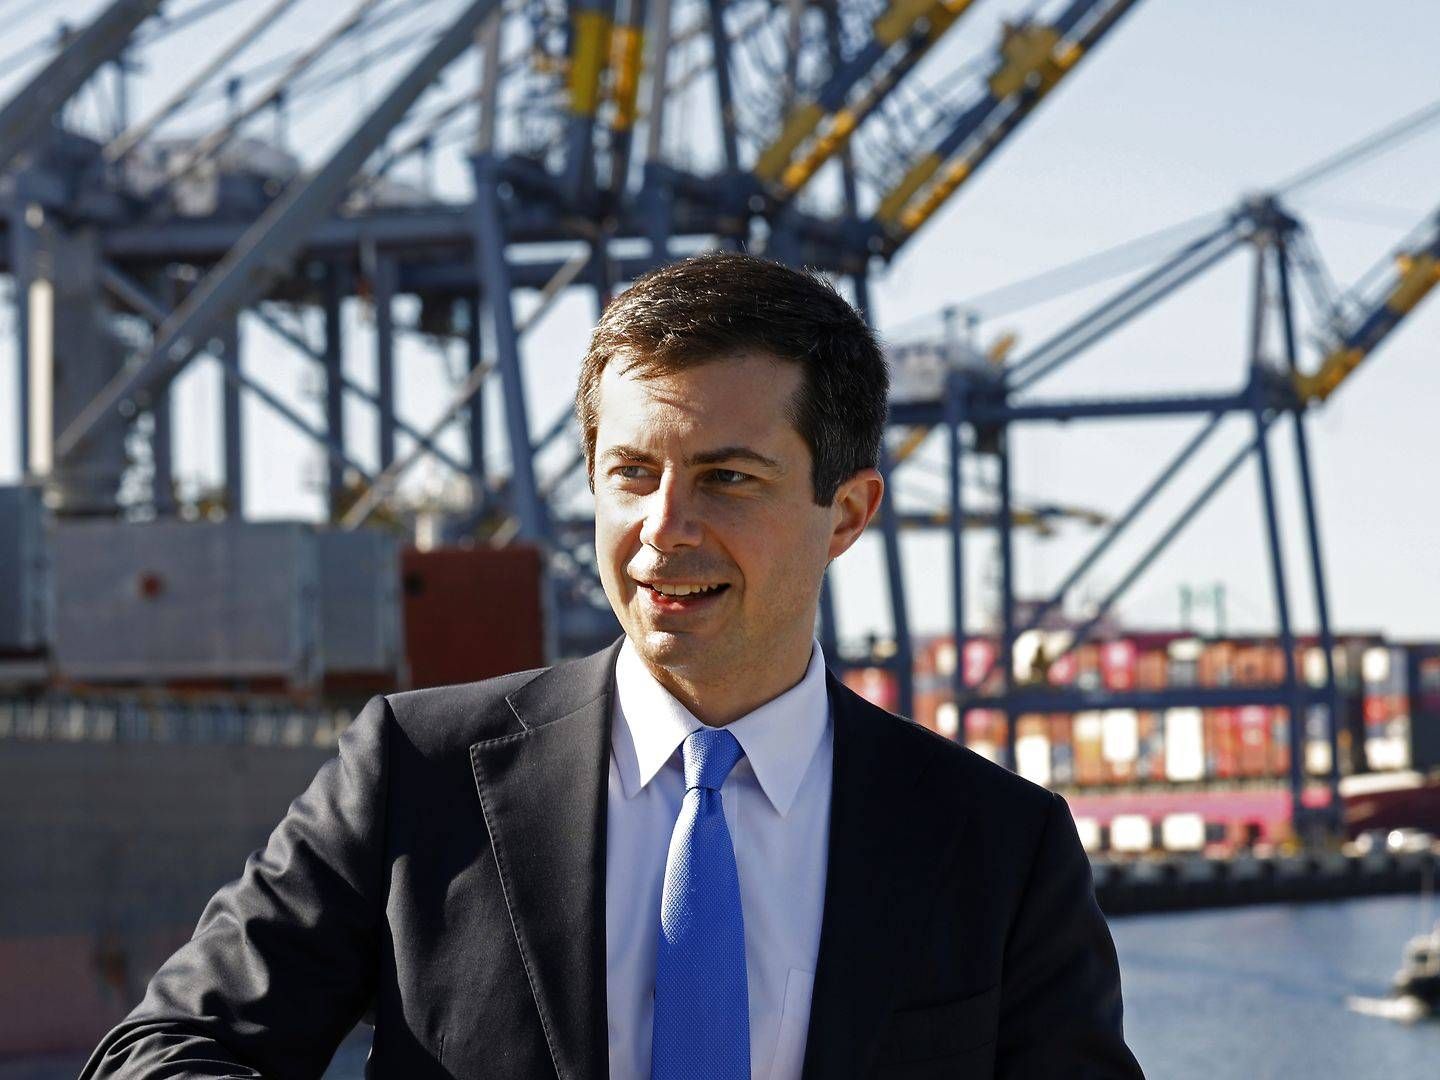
[605,636,834,1080]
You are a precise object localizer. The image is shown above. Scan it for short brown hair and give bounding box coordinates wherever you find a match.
[575,251,889,505]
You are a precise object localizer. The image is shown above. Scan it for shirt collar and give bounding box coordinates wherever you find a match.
[611,636,830,818]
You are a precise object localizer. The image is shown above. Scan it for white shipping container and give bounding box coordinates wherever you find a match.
[1110,814,1153,853]
[1160,813,1206,852]
[1164,708,1205,782]
[969,740,1000,764]
[935,701,960,738]
[1074,817,1103,853]
[1075,711,1104,742]
[1015,733,1052,786]
[1101,709,1139,764]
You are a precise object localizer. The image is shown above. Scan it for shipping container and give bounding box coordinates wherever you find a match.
[1014,714,1051,787]
[1073,711,1105,786]
[1166,637,1202,687]
[1099,639,1137,692]
[1198,640,1236,687]
[1136,711,1165,781]
[1406,644,1440,771]
[841,667,898,713]
[1101,708,1139,784]
[401,544,544,690]
[1235,705,1268,778]
[50,519,322,689]
[1163,708,1205,782]
[1203,708,1237,780]
[0,484,49,655]
[1049,715,1076,786]
[934,700,961,739]
[1136,650,1167,690]
[1074,643,1102,691]
[1048,647,1079,687]
[962,639,996,690]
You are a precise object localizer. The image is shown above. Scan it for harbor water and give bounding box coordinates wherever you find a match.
[1114,894,1440,1078]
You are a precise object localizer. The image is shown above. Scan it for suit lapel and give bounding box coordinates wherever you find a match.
[801,673,974,1079]
[470,639,623,1080]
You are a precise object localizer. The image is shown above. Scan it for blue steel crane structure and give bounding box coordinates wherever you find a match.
[1,0,1144,686]
[894,172,1440,840]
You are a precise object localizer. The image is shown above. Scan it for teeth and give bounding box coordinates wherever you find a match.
[653,583,721,597]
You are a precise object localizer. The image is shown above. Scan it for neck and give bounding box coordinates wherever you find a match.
[639,638,815,727]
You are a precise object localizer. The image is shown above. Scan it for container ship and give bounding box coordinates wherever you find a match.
[842,630,1440,855]
[0,483,548,1060]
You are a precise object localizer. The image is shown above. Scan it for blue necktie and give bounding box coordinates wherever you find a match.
[651,727,750,1080]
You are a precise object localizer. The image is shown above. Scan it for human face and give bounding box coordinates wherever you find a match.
[592,353,881,721]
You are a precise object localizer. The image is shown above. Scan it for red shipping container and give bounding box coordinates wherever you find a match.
[1048,650,1078,686]
[962,639,997,690]
[1100,639,1138,691]
[401,544,546,690]
[1363,693,1398,729]
[910,689,948,734]
[1270,706,1292,777]
[1206,708,1239,779]
[1237,705,1270,777]
[842,667,898,713]
[1136,650,1168,690]
[1198,641,1236,687]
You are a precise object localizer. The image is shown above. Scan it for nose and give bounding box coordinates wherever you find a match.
[639,473,703,552]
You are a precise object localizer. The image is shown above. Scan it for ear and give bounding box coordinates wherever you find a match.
[826,467,884,562]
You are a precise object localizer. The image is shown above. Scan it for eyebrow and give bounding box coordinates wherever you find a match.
[601,444,783,472]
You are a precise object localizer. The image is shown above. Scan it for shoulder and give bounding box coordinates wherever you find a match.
[379,665,549,756]
[833,677,1060,836]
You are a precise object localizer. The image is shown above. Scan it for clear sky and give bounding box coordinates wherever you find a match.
[2,0,1438,648]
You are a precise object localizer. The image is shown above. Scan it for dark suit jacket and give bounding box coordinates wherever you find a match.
[81,638,1144,1079]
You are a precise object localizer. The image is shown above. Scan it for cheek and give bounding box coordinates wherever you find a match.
[733,509,830,594]
[593,498,635,575]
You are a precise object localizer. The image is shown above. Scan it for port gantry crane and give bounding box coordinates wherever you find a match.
[895,116,1440,839]
[1,0,1144,671]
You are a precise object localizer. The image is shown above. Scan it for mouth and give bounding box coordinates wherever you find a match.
[635,579,731,613]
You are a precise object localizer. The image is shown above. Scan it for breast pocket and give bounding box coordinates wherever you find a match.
[872,983,1000,1073]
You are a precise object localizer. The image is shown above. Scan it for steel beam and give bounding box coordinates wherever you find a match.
[1276,238,1343,817]
[54,0,505,464]
[323,267,348,517]
[372,253,398,471]
[472,153,549,544]
[220,318,244,519]
[0,0,163,172]
[945,369,969,745]
[105,0,305,162]
[245,303,474,479]
[964,683,1331,715]
[465,295,487,489]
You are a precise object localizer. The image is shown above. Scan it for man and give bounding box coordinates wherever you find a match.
[82,252,1144,1078]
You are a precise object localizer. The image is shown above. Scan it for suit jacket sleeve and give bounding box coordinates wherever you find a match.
[994,792,1145,1078]
[79,692,392,1080]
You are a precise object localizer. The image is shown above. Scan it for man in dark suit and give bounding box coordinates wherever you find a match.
[83,252,1144,1079]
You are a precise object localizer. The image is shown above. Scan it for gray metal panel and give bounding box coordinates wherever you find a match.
[0,484,51,651]
[50,519,321,686]
[315,527,401,675]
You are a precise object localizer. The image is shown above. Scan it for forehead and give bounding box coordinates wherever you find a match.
[594,353,802,444]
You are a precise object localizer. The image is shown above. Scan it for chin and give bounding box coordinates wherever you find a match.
[631,627,712,671]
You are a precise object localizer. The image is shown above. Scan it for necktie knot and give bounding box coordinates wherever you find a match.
[682,727,744,792]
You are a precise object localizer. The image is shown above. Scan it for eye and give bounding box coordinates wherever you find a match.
[613,464,654,480]
[708,468,750,485]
